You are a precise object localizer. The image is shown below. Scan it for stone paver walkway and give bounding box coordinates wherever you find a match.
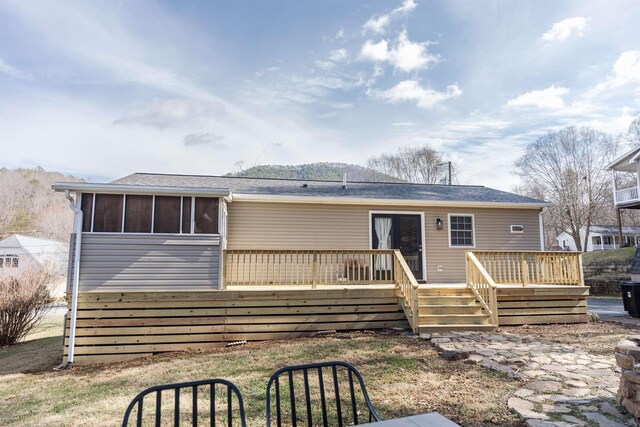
[426,331,637,427]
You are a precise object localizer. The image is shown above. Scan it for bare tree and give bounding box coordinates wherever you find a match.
[366,145,455,184]
[626,112,640,146]
[514,127,619,252]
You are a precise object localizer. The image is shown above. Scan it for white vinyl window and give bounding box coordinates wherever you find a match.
[448,214,475,247]
[0,254,19,269]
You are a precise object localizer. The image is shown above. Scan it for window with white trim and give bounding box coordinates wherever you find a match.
[449,215,474,247]
[80,193,219,234]
[0,254,19,269]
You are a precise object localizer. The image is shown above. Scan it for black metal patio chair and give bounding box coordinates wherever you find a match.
[266,361,381,427]
[122,378,247,427]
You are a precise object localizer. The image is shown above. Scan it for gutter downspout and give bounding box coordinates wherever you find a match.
[63,190,82,367]
[539,209,546,251]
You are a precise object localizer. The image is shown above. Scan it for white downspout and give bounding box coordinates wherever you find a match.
[64,190,83,366]
[538,209,545,251]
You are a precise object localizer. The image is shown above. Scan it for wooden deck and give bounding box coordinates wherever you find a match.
[64,250,588,364]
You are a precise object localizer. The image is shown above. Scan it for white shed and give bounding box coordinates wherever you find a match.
[0,234,69,297]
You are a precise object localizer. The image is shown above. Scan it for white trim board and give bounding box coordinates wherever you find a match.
[369,210,427,282]
[233,193,550,209]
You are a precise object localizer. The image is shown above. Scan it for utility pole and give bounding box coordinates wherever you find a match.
[438,161,452,185]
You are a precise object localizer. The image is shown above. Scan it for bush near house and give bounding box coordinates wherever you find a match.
[0,267,51,345]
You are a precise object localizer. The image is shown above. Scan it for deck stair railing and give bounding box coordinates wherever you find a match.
[472,251,584,286]
[465,252,498,325]
[392,250,420,332]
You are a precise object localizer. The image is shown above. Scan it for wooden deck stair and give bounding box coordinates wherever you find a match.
[416,287,497,335]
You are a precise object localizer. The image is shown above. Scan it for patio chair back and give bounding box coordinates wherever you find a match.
[266,361,381,427]
[122,378,246,427]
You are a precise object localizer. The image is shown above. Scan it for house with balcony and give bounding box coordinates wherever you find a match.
[609,146,640,208]
[53,173,588,364]
[556,225,640,252]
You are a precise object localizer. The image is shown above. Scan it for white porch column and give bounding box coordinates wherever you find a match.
[612,170,618,205]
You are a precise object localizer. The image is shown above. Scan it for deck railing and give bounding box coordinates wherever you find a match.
[465,252,498,325]
[393,250,420,332]
[616,186,640,204]
[472,251,584,286]
[223,249,396,286]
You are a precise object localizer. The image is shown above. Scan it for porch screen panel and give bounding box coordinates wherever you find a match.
[153,196,181,233]
[124,195,152,233]
[194,197,218,234]
[93,194,123,232]
[182,197,192,233]
[80,193,94,232]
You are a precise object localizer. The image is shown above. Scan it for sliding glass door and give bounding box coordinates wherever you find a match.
[371,213,423,280]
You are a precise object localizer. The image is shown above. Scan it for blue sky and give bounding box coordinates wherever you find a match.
[0,0,639,190]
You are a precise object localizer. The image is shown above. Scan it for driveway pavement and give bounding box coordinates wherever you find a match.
[588,297,640,327]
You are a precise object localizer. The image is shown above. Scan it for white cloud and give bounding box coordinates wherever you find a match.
[362,0,417,34]
[506,86,569,110]
[328,48,348,62]
[184,133,226,148]
[592,50,640,93]
[358,30,439,72]
[114,98,227,130]
[541,17,590,42]
[315,49,349,70]
[0,57,32,79]
[371,80,462,109]
[363,15,391,34]
[392,121,417,127]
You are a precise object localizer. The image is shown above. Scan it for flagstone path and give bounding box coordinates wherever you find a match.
[425,331,638,427]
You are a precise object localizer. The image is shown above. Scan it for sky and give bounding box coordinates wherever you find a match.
[0,0,639,190]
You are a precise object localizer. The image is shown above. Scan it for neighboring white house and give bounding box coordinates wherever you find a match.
[0,234,69,297]
[556,225,640,252]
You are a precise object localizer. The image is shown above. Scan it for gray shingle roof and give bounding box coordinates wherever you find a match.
[111,173,548,205]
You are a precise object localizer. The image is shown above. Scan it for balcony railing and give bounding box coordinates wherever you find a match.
[616,186,640,204]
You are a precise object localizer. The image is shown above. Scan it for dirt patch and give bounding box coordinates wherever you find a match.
[501,321,640,355]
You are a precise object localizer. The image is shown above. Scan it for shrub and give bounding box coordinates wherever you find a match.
[0,267,51,346]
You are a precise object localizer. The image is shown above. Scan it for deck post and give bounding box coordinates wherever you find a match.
[578,253,585,286]
[617,208,624,250]
[520,253,529,287]
[312,252,317,289]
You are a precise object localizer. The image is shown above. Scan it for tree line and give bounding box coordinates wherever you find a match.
[514,114,640,251]
[0,168,83,242]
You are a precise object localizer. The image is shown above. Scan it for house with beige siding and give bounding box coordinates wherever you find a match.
[52,173,589,365]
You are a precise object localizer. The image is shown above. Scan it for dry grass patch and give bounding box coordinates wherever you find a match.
[501,321,640,355]
[0,315,524,427]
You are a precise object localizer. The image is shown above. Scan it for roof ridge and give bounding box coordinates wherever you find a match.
[126,172,486,188]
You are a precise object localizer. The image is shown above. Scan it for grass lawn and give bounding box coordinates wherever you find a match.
[2,315,636,427]
[0,314,525,427]
[582,246,636,263]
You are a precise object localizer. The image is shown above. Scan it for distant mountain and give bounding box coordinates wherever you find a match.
[227,162,403,183]
[0,167,84,242]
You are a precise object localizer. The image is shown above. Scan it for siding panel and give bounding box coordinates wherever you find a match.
[78,234,220,291]
[227,201,542,283]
